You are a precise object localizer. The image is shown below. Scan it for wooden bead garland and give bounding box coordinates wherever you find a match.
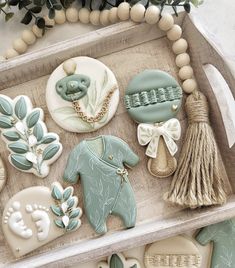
[172,38,188,54]
[4,48,19,59]
[158,13,174,31]
[145,6,160,25]
[90,10,101,26]
[117,2,130,21]
[100,10,110,26]
[13,38,28,54]
[109,7,119,24]
[175,53,190,67]
[167,24,182,41]
[78,8,90,24]
[44,15,55,26]
[32,25,43,38]
[66,7,79,23]
[130,3,145,23]
[54,10,66,24]
[178,65,193,80]
[21,30,36,45]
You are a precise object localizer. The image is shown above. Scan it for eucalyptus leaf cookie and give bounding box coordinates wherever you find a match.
[0,95,62,177]
[2,182,82,257]
[125,70,182,178]
[98,253,141,268]
[63,135,139,234]
[46,56,119,133]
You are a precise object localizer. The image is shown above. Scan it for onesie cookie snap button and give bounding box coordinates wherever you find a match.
[46,56,120,133]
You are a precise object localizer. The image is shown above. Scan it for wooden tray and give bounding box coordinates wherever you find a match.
[0,13,235,268]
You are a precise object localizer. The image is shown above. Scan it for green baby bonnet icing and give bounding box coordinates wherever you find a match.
[125,70,182,123]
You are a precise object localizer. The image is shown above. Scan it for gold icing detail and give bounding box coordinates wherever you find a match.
[108,155,113,160]
[172,104,178,111]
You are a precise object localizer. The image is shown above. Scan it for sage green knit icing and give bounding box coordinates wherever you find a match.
[125,70,182,123]
[63,135,139,234]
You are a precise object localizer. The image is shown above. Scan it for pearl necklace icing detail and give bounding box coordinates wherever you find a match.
[0,2,197,95]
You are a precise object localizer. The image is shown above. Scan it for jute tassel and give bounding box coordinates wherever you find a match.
[164,90,227,209]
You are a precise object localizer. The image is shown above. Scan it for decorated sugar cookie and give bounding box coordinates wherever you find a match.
[2,182,82,257]
[125,70,182,178]
[144,235,202,268]
[196,219,235,268]
[46,56,119,133]
[0,156,6,192]
[98,253,141,268]
[0,95,62,177]
[63,135,139,234]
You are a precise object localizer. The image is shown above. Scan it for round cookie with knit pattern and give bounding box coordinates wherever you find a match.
[46,56,119,133]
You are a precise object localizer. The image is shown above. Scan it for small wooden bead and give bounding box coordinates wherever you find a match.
[109,7,118,24]
[182,79,197,94]
[175,53,190,68]
[78,8,90,24]
[145,5,160,25]
[32,25,43,38]
[167,24,182,41]
[90,10,101,26]
[117,2,130,21]
[21,30,36,45]
[178,65,193,80]
[4,48,19,59]
[63,59,77,75]
[66,7,79,23]
[44,15,55,26]
[130,3,145,23]
[100,10,110,26]
[0,55,6,61]
[54,10,66,24]
[158,13,174,31]
[172,38,188,54]
[13,38,28,54]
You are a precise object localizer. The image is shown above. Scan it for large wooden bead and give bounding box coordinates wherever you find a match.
[145,5,160,25]
[175,53,190,68]
[172,38,188,54]
[21,30,36,45]
[54,10,66,24]
[158,13,174,31]
[182,78,197,94]
[32,25,43,38]
[179,65,193,80]
[63,59,77,75]
[13,38,28,54]
[44,15,55,26]
[130,3,145,23]
[78,8,90,24]
[66,7,79,23]
[4,48,19,59]
[167,24,182,41]
[100,10,110,26]
[117,2,130,21]
[109,7,118,24]
[90,10,101,25]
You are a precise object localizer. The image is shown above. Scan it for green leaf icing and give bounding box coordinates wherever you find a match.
[54,219,64,229]
[11,154,33,170]
[69,208,81,218]
[63,187,72,201]
[0,97,13,116]
[42,144,60,160]
[51,185,62,200]
[50,204,64,216]
[41,135,56,144]
[130,265,137,268]
[14,96,27,120]
[110,254,124,268]
[3,131,20,141]
[67,197,75,208]
[67,219,79,231]
[0,115,13,128]
[8,142,29,154]
[33,123,44,141]
[26,110,40,128]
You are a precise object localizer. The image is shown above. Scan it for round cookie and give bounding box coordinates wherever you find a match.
[144,235,202,268]
[46,57,119,133]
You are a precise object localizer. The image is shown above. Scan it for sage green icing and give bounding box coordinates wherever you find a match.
[11,154,33,170]
[56,74,91,102]
[125,70,182,123]
[196,219,235,268]
[63,135,139,234]
[110,254,124,268]
[0,97,13,116]
[15,96,27,120]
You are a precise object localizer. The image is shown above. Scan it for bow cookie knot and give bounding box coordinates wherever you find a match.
[137,118,181,158]
[116,168,129,184]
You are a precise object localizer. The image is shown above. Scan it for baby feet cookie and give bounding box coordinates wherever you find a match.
[63,135,139,234]
[0,95,62,177]
[46,56,119,133]
[144,235,202,268]
[125,70,182,178]
[98,253,140,268]
[2,182,82,257]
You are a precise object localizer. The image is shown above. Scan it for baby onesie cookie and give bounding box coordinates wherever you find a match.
[196,219,235,268]
[144,235,202,268]
[125,70,182,178]
[0,95,62,177]
[46,56,119,133]
[2,182,82,257]
[98,253,141,268]
[63,135,139,234]
[0,156,6,192]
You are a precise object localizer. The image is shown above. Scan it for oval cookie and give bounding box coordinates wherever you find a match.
[46,56,119,133]
[144,235,202,268]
